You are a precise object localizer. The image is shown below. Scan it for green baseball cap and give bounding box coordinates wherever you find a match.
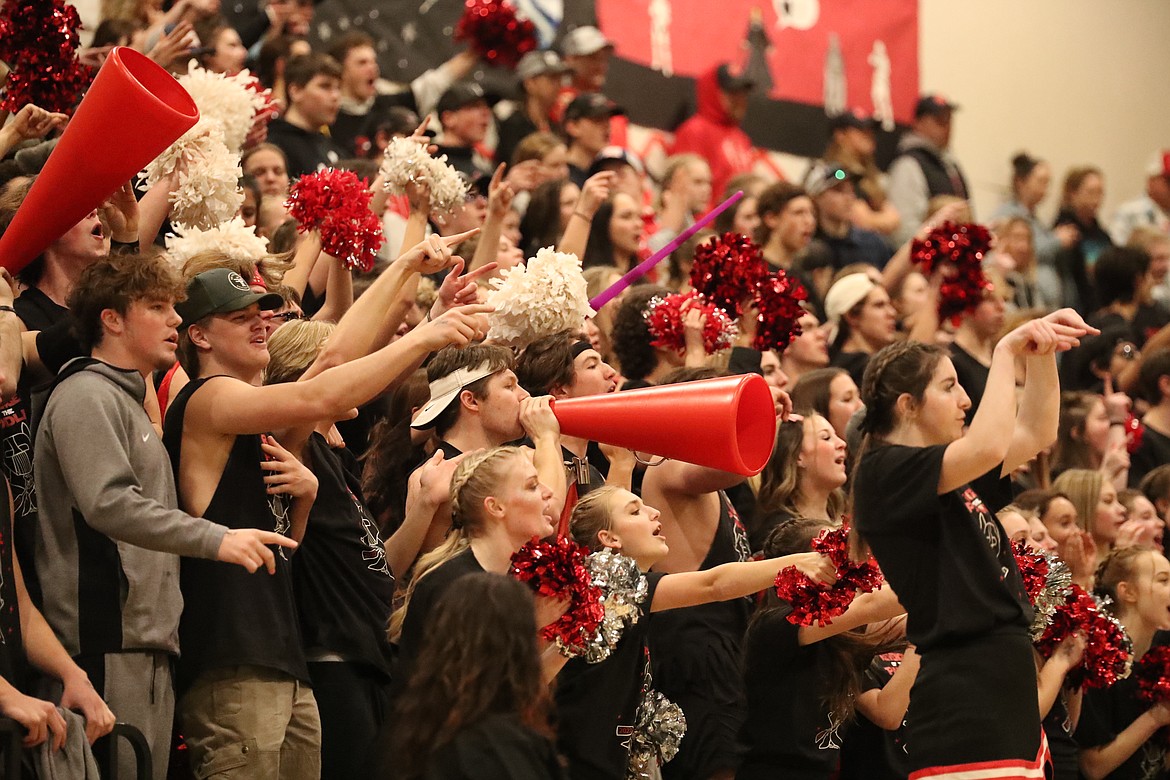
[176,268,283,326]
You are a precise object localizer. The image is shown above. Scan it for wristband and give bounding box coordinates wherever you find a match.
[0,306,13,315]
[572,211,593,222]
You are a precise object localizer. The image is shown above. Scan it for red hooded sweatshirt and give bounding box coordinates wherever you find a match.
[671,65,757,207]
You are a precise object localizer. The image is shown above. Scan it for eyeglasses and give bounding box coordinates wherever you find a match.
[272,311,303,323]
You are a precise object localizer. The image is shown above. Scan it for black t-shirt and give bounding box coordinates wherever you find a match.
[838,650,911,780]
[163,378,308,692]
[396,548,485,683]
[421,713,566,780]
[294,434,394,677]
[330,93,417,158]
[555,571,664,780]
[1042,686,1079,780]
[1076,670,1170,780]
[829,350,869,389]
[1131,424,1170,488]
[738,610,843,779]
[267,118,346,178]
[853,444,1031,650]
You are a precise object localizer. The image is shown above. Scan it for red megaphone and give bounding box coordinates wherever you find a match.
[551,373,777,477]
[0,47,199,273]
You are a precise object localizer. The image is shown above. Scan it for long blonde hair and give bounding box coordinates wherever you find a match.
[1052,468,1104,536]
[388,446,525,642]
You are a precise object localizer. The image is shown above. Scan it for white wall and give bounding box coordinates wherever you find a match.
[920,0,1170,225]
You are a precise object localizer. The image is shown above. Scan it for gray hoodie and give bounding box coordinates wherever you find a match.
[35,359,227,657]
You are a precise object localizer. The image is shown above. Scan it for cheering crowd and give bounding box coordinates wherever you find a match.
[1,2,1170,779]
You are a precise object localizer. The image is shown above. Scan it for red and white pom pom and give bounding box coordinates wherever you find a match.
[286,169,384,273]
[454,0,537,69]
[910,221,994,324]
[645,291,738,355]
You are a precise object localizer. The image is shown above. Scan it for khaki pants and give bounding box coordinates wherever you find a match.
[178,665,321,780]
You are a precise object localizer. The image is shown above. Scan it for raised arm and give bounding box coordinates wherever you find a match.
[282,231,325,300]
[468,164,512,274]
[197,302,492,436]
[940,312,1092,494]
[558,172,615,259]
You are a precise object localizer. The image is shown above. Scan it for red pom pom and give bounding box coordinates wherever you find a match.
[1011,540,1050,603]
[1135,645,1170,704]
[774,522,883,627]
[0,0,93,114]
[1036,584,1133,689]
[1125,413,1144,455]
[645,291,737,355]
[753,270,809,353]
[910,221,994,325]
[509,536,604,652]
[689,232,769,318]
[285,169,384,273]
[454,0,537,70]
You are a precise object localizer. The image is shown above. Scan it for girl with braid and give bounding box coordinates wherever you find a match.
[851,309,1095,779]
[1076,546,1170,780]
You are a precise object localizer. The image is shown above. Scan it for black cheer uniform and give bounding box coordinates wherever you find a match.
[647,493,752,779]
[853,444,1043,777]
[1076,662,1170,780]
[555,571,665,780]
[296,434,397,778]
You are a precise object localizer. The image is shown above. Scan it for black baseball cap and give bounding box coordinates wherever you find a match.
[177,269,283,326]
[436,82,495,115]
[716,63,755,93]
[829,108,878,132]
[563,92,625,123]
[914,94,959,119]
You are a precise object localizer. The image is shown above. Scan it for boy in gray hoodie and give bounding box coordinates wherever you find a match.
[34,251,297,780]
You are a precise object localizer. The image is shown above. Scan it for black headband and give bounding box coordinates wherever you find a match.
[570,340,593,359]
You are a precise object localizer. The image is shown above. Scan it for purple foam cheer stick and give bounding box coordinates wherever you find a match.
[589,190,744,310]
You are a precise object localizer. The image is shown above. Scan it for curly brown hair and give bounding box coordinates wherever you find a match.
[68,249,187,352]
[387,572,553,780]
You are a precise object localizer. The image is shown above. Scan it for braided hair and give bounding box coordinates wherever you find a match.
[1094,545,1159,618]
[388,446,526,642]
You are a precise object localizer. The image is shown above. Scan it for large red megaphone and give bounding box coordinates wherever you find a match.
[0,47,198,273]
[551,373,778,477]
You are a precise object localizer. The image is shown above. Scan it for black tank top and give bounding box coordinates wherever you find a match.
[294,433,394,677]
[647,492,752,685]
[163,377,308,692]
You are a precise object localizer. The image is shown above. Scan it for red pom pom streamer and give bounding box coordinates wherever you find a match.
[645,291,737,355]
[454,0,537,70]
[1135,645,1170,704]
[1125,413,1144,455]
[774,522,884,627]
[1036,584,1133,689]
[689,232,768,318]
[753,270,809,353]
[910,221,993,325]
[0,0,93,115]
[510,536,605,652]
[1012,540,1049,604]
[285,169,384,273]
[243,75,280,127]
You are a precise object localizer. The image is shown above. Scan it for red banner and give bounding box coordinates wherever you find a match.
[596,0,918,127]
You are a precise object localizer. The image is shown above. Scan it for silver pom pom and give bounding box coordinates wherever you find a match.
[1030,552,1074,640]
[626,689,687,779]
[568,550,649,663]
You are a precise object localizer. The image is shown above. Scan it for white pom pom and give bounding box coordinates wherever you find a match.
[165,216,269,268]
[178,63,268,152]
[142,119,243,231]
[379,136,468,216]
[486,247,595,347]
